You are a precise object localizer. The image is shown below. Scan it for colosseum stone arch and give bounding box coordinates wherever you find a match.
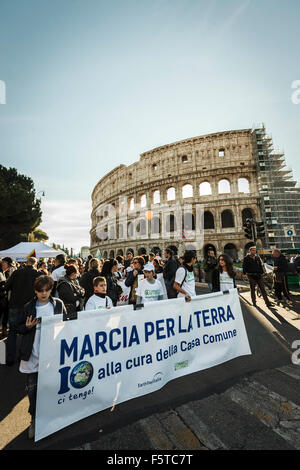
[90,129,262,260]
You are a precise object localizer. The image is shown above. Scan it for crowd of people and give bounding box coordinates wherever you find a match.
[0,245,298,439]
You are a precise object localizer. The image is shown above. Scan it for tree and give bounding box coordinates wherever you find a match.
[0,165,42,249]
[28,228,49,242]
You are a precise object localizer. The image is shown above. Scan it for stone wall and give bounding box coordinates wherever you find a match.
[90,129,262,260]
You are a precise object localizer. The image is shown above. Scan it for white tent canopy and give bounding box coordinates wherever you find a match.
[0,242,65,261]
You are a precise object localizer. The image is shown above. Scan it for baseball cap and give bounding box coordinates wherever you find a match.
[144,262,155,271]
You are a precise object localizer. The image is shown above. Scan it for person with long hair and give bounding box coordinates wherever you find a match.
[79,257,102,305]
[124,256,145,305]
[101,259,122,306]
[211,253,237,292]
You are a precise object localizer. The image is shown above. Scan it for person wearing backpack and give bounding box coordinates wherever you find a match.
[173,250,197,301]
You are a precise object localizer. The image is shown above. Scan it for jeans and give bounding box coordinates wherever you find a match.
[248,275,270,305]
[25,372,38,417]
[208,283,213,292]
[274,276,291,301]
[6,307,23,363]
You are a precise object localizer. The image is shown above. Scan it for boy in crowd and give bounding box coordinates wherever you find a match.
[16,275,66,439]
[85,276,113,310]
[136,262,164,304]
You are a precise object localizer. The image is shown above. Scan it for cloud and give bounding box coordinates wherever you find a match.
[39,200,92,253]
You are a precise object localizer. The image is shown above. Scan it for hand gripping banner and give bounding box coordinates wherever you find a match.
[35,289,251,441]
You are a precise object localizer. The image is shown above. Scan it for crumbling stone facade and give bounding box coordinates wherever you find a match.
[90,129,262,260]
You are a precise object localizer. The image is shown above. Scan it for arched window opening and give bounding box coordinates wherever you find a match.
[218,179,231,194]
[204,244,216,257]
[151,216,161,234]
[182,184,193,198]
[129,198,134,211]
[204,211,214,229]
[153,190,160,204]
[128,221,134,237]
[224,243,237,261]
[167,187,176,201]
[221,209,235,228]
[167,245,178,255]
[183,213,195,230]
[166,214,177,232]
[238,178,250,193]
[199,181,212,196]
[242,208,254,225]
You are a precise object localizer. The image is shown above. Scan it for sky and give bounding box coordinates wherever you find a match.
[0,0,300,252]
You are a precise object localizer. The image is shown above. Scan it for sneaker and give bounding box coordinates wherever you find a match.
[28,418,35,439]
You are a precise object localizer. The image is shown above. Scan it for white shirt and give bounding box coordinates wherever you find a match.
[50,265,66,282]
[51,265,66,296]
[85,294,113,310]
[175,266,196,298]
[135,278,164,303]
[19,301,54,374]
[219,271,234,292]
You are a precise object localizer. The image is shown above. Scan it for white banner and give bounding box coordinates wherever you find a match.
[116,280,130,306]
[35,289,251,441]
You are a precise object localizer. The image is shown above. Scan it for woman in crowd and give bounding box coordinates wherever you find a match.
[37,261,48,275]
[124,256,145,305]
[211,253,237,293]
[79,257,102,306]
[57,264,85,317]
[101,259,122,307]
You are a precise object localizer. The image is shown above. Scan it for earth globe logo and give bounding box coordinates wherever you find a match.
[70,361,94,389]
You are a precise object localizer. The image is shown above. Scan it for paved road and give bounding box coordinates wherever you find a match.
[1,285,300,450]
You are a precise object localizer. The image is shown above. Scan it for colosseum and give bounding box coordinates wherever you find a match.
[90,128,262,261]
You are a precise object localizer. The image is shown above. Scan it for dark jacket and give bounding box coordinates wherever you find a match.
[125,269,144,304]
[57,276,85,314]
[242,254,264,277]
[163,256,178,298]
[104,274,121,306]
[274,254,289,281]
[16,296,66,362]
[79,269,102,304]
[163,256,178,283]
[5,265,42,308]
[203,256,218,283]
[212,269,237,292]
